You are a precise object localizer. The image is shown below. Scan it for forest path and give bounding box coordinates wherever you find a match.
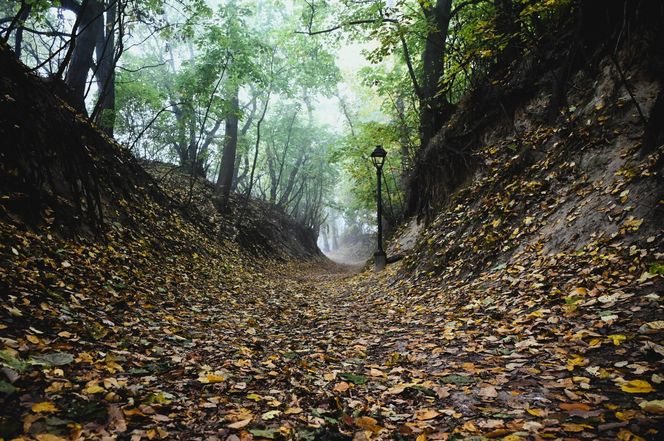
[5,249,661,440]
[155,260,408,437]
[141,259,662,440]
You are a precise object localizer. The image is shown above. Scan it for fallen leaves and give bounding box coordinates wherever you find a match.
[198,373,226,384]
[339,372,368,385]
[477,385,498,399]
[414,409,439,421]
[620,380,655,394]
[227,418,252,429]
[31,402,58,413]
[1,155,662,441]
[639,400,664,415]
[333,381,350,392]
[560,402,591,411]
[355,416,382,433]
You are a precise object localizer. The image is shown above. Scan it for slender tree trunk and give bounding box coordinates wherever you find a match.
[330,221,339,251]
[272,108,298,203]
[396,94,411,179]
[93,0,116,135]
[216,86,239,210]
[65,0,104,113]
[320,227,329,252]
[245,91,271,198]
[12,2,32,60]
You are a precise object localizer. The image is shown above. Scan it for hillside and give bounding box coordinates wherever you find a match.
[0,41,326,439]
[373,3,664,439]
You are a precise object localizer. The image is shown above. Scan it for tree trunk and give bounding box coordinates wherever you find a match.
[245,91,271,198]
[494,0,521,68]
[65,0,104,113]
[330,221,339,251]
[216,86,239,210]
[93,0,116,135]
[320,227,329,252]
[272,108,298,203]
[419,0,453,149]
[13,3,32,60]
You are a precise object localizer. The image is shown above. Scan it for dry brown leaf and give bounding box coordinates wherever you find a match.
[414,409,439,420]
[333,381,350,393]
[227,418,252,429]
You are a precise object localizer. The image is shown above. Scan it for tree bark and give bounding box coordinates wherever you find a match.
[271,108,298,204]
[216,85,239,210]
[12,2,32,60]
[419,0,453,149]
[93,0,117,135]
[64,0,104,113]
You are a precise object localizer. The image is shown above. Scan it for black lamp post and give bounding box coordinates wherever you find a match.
[371,145,387,271]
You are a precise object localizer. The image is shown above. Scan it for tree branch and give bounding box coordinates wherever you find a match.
[450,0,485,20]
[398,27,422,101]
[296,17,397,35]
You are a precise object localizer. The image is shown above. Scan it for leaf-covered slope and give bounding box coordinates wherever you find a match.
[369,14,664,441]
[401,56,663,279]
[144,162,322,261]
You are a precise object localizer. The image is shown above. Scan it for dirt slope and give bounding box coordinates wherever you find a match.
[374,4,664,440]
[0,41,319,440]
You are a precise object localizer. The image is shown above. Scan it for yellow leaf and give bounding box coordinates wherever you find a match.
[284,407,303,415]
[57,331,73,338]
[569,287,588,296]
[588,338,602,347]
[246,393,261,401]
[639,400,664,414]
[561,423,592,432]
[32,402,58,413]
[615,410,638,421]
[199,374,225,384]
[608,334,627,345]
[620,380,654,394]
[526,408,547,417]
[262,410,281,420]
[566,354,588,371]
[26,334,40,344]
[83,384,105,394]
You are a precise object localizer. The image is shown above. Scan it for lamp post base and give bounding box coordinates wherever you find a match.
[374,250,386,272]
